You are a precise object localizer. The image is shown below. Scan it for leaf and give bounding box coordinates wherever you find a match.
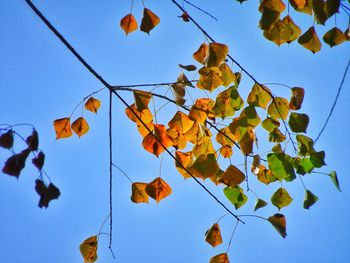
[288,112,309,133]
[145,177,172,203]
[84,97,101,113]
[296,134,315,156]
[289,0,312,14]
[312,0,340,25]
[0,130,14,149]
[168,111,194,134]
[268,97,289,120]
[303,189,318,209]
[189,98,214,123]
[71,117,90,138]
[205,223,223,248]
[79,235,98,263]
[207,43,229,67]
[32,151,45,170]
[120,13,138,35]
[295,157,314,175]
[26,129,39,151]
[328,171,341,192]
[254,164,277,185]
[212,87,244,118]
[310,151,326,168]
[268,213,287,238]
[193,43,209,64]
[323,27,346,47]
[189,154,219,179]
[240,105,261,128]
[219,63,236,87]
[131,182,149,203]
[140,8,160,34]
[247,83,272,109]
[267,152,296,180]
[298,26,322,53]
[2,149,30,178]
[259,0,286,13]
[259,8,281,31]
[133,90,152,111]
[179,64,197,71]
[179,12,190,22]
[197,66,223,92]
[35,179,60,208]
[216,127,235,147]
[53,118,73,139]
[220,145,233,158]
[224,186,248,209]
[175,151,193,179]
[210,253,230,263]
[125,104,154,137]
[289,87,305,110]
[268,128,286,143]
[254,198,268,212]
[271,187,293,210]
[217,165,245,187]
[261,117,280,132]
[142,124,172,157]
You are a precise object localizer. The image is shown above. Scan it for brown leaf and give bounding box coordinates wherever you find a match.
[193,43,209,64]
[179,12,190,22]
[210,253,230,263]
[207,43,229,67]
[133,90,152,111]
[323,27,346,47]
[179,64,197,71]
[80,235,98,263]
[131,182,149,203]
[0,130,14,149]
[217,164,245,187]
[205,223,223,247]
[289,87,304,110]
[175,151,193,179]
[145,177,172,203]
[35,179,60,208]
[120,13,138,35]
[32,151,45,170]
[140,8,160,34]
[26,129,39,151]
[2,149,30,178]
[53,118,73,139]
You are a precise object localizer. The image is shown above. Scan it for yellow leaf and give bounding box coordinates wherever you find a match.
[247,83,271,109]
[189,98,215,123]
[289,0,312,15]
[205,223,223,248]
[259,0,286,12]
[53,117,72,139]
[197,66,223,92]
[189,153,219,179]
[71,117,90,138]
[240,129,255,155]
[175,151,194,179]
[271,187,293,210]
[142,124,172,157]
[267,97,290,120]
[207,43,229,67]
[125,104,154,137]
[133,90,152,111]
[140,8,160,34]
[84,97,101,113]
[216,127,235,147]
[217,164,245,187]
[193,43,209,64]
[131,182,149,203]
[289,87,304,110]
[145,177,172,203]
[253,164,277,185]
[210,253,230,263]
[298,26,322,53]
[220,145,233,158]
[168,111,194,134]
[79,235,98,263]
[323,27,346,47]
[219,63,236,87]
[120,13,138,35]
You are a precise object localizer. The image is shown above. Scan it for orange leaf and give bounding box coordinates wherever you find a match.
[140,8,160,34]
[193,43,209,64]
[125,104,154,137]
[142,124,172,157]
[84,97,101,113]
[120,13,138,35]
[220,145,233,158]
[189,98,215,123]
[71,117,90,138]
[217,164,245,187]
[210,253,230,263]
[175,151,194,179]
[168,111,194,134]
[131,182,149,203]
[53,117,72,139]
[205,223,223,247]
[145,177,172,203]
[133,90,152,111]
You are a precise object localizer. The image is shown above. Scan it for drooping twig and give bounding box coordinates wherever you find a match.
[108,91,113,250]
[183,0,218,21]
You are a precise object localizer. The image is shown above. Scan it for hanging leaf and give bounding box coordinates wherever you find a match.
[125,104,154,137]
[259,8,280,31]
[247,83,272,109]
[175,151,193,179]
[210,253,230,263]
[179,64,197,71]
[271,187,293,210]
[2,149,30,178]
[26,129,39,151]
[310,151,326,168]
[267,152,296,180]
[267,97,289,120]
[193,43,209,64]
[84,97,101,113]
[254,198,268,212]
[140,8,160,34]
[205,223,223,248]
[312,0,340,25]
[32,151,45,170]
[131,182,149,203]
[268,213,287,238]
[328,171,341,192]
[53,117,73,139]
[289,87,305,110]
[217,164,245,187]
[79,235,98,263]
[0,130,14,149]
[223,186,248,209]
[268,128,286,143]
[254,164,278,185]
[133,90,152,111]
[298,26,322,53]
[120,13,138,35]
[323,27,346,47]
[142,124,172,157]
[288,112,309,133]
[35,179,60,208]
[71,117,90,138]
[197,66,223,92]
[145,177,172,203]
[240,105,261,128]
[168,111,194,134]
[261,117,280,132]
[220,145,233,158]
[212,87,244,118]
[207,43,229,67]
[189,154,219,179]
[296,135,315,156]
[295,157,314,175]
[289,0,312,14]
[189,98,215,123]
[219,63,236,87]
[303,189,318,209]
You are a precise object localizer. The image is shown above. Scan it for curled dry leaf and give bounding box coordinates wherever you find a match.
[2,148,31,177]
[268,213,287,238]
[79,235,98,263]
[32,151,45,170]
[210,253,230,263]
[26,129,39,151]
[193,43,209,64]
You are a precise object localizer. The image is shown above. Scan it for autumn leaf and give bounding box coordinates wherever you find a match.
[179,12,190,22]
[120,13,138,35]
[168,111,194,134]
[253,164,277,185]
[267,152,296,181]
[328,171,341,192]
[26,129,39,151]
[289,87,305,110]
[210,253,230,263]
[133,90,152,111]
[32,151,45,170]
[84,97,101,113]
[142,124,172,157]
[179,64,197,71]
[271,187,293,210]
[175,151,193,179]
[2,148,30,178]
[197,66,223,92]
[207,43,229,67]
[189,98,215,123]
[205,223,223,248]
[216,127,235,147]
[71,117,90,138]
[288,112,309,133]
[296,134,315,156]
[217,165,245,187]
[289,0,312,15]
[298,26,322,53]
[240,105,261,128]
[219,63,236,87]
[189,153,219,179]
[140,8,160,34]
[224,186,248,209]
[254,198,268,212]
[247,83,271,109]
[131,182,149,203]
[79,235,98,263]
[212,87,244,118]
[268,128,286,143]
[171,72,192,106]
[220,145,233,158]
[268,213,287,238]
[303,189,318,209]
[0,130,14,149]
[267,97,289,120]
[261,117,280,132]
[145,177,172,203]
[312,0,340,25]
[53,117,72,139]
[193,43,209,64]
[323,27,346,47]
[35,179,60,208]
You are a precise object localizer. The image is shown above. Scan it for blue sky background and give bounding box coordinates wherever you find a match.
[1,0,349,262]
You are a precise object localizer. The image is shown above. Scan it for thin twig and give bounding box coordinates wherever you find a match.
[108,91,113,250]
[112,163,133,183]
[226,220,239,254]
[183,0,218,21]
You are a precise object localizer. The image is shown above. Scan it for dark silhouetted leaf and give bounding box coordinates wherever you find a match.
[179,12,190,22]
[0,130,14,149]
[35,179,60,208]
[288,112,309,133]
[254,198,268,212]
[268,213,287,238]
[26,129,39,151]
[32,151,45,170]
[303,189,318,209]
[140,8,160,34]
[2,149,30,178]
[179,64,197,71]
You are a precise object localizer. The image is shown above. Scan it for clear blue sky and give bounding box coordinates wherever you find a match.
[1,1,349,262]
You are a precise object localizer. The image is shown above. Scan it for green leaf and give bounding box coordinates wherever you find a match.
[240,105,261,127]
[271,187,293,210]
[310,151,326,168]
[219,63,236,87]
[254,198,268,212]
[267,152,296,180]
[295,157,314,175]
[329,171,341,192]
[288,112,309,133]
[303,190,318,209]
[268,213,287,238]
[296,135,315,156]
[269,128,286,143]
[223,186,248,210]
[247,83,272,109]
[262,117,280,132]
